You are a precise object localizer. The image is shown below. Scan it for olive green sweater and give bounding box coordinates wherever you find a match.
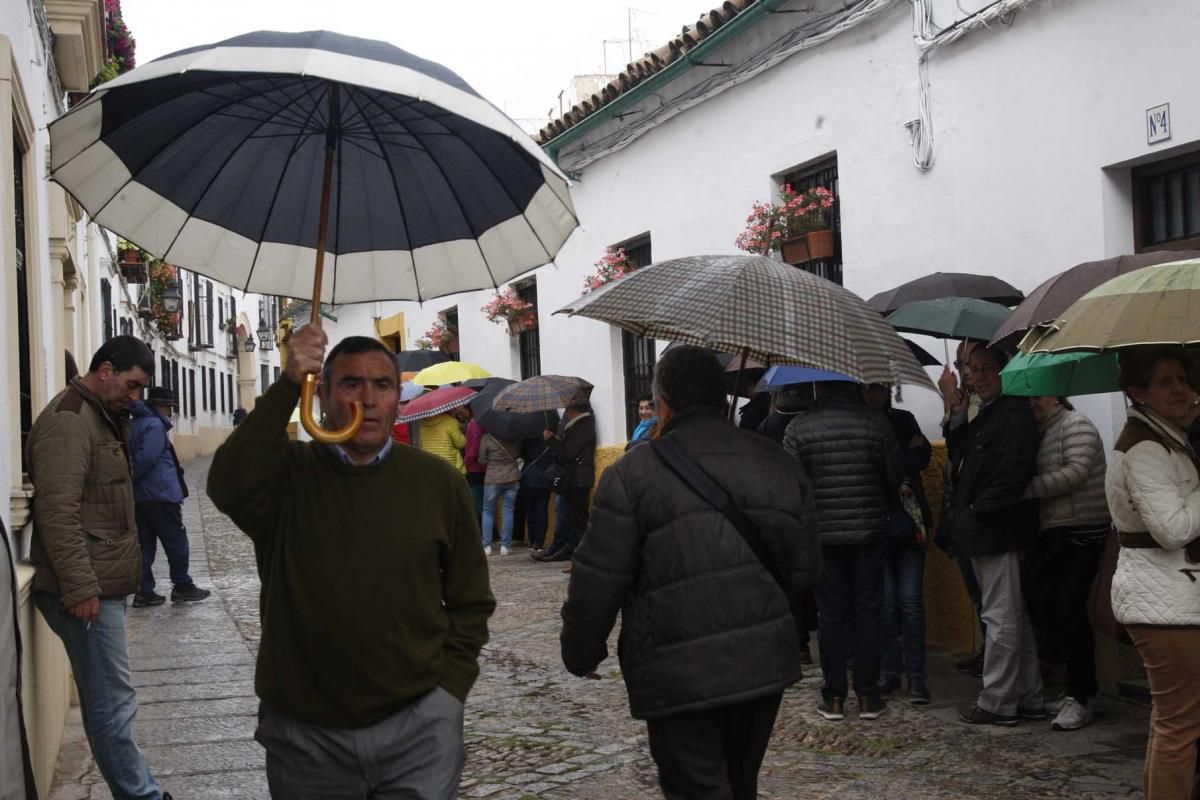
[207,378,494,728]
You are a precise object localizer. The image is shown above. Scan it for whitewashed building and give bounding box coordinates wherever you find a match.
[0,2,280,792]
[316,0,1200,450]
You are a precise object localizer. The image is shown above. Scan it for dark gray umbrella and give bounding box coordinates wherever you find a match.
[990,249,1200,347]
[396,350,450,374]
[867,272,1024,314]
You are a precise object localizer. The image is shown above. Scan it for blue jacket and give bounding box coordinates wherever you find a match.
[129,401,185,503]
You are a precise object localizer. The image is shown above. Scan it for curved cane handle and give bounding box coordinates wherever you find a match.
[299,373,363,444]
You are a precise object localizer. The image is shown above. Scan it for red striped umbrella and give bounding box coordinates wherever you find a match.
[397,385,476,423]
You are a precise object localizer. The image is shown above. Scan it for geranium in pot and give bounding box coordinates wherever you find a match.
[735,185,835,264]
[482,288,536,335]
[582,246,634,294]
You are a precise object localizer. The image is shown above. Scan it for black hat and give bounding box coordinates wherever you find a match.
[145,386,177,408]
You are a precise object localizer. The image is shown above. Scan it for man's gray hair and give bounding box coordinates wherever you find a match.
[652,346,728,414]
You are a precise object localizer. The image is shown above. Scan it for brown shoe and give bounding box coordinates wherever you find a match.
[561,562,573,574]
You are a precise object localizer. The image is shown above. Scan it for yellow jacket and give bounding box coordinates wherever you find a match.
[418,414,467,472]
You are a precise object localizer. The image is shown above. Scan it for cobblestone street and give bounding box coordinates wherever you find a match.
[49,456,1150,799]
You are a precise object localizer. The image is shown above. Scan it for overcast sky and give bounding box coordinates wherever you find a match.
[121,0,708,132]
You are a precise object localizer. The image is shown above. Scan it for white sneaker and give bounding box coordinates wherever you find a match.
[500,546,510,556]
[483,545,492,556]
[1051,697,1094,731]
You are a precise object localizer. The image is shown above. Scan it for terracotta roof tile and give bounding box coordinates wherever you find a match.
[536,0,759,145]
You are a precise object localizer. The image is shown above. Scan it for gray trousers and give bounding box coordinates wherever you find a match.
[971,552,1044,716]
[256,687,465,799]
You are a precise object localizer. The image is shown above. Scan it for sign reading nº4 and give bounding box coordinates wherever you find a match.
[1147,103,1171,145]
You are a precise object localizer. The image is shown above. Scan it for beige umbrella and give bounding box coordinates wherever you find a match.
[1020,258,1200,353]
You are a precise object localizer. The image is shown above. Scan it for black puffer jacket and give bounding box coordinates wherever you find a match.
[946,395,1039,556]
[782,397,905,546]
[560,408,821,720]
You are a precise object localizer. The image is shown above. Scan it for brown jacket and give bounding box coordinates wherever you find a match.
[25,378,141,606]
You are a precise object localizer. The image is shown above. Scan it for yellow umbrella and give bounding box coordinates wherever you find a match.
[411,361,491,386]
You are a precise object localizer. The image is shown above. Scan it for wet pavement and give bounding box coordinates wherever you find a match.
[50,456,1149,799]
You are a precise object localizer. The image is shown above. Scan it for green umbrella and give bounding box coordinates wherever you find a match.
[1000,351,1120,397]
[886,298,1013,341]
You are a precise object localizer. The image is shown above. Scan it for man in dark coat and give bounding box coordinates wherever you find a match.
[129,387,210,606]
[784,380,904,721]
[561,346,821,800]
[532,404,596,563]
[947,346,1042,726]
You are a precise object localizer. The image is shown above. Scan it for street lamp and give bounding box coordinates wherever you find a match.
[257,317,274,350]
[159,279,182,314]
[243,332,257,352]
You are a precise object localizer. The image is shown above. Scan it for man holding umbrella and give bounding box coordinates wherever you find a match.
[208,328,495,797]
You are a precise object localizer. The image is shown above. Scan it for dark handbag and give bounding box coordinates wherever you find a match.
[545,459,576,494]
[1089,527,1130,645]
[650,437,790,594]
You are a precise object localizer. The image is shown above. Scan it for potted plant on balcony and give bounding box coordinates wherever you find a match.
[482,288,536,336]
[415,319,457,352]
[735,185,835,265]
[582,246,635,294]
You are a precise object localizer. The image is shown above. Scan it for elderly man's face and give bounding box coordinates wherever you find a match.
[968,348,1003,403]
[318,351,399,455]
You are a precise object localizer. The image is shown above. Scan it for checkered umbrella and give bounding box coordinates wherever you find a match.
[555,255,934,389]
[492,375,594,414]
[396,385,475,423]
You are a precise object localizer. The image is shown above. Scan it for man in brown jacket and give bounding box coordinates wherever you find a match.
[26,336,171,800]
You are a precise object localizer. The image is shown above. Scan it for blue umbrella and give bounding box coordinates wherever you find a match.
[761,365,858,390]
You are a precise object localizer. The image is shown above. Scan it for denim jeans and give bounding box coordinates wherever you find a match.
[135,501,193,593]
[482,483,518,548]
[816,539,886,702]
[35,593,161,800]
[881,539,927,679]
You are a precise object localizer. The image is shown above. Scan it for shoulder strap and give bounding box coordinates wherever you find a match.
[650,437,789,594]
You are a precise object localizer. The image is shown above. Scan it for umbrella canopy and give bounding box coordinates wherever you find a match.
[492,375,594,414]
[396,350,451,375]
[556,255,933,390]
[991,250,1200,347]
[1000,352,1120,398]
[396,385,475,423]
[761,366,858,390]
[1021,259,1200,354]
[886,298,1012,341]
[399,381,427,403]
[466,378,517,419]
[48,30,577,304]
[411,361,491,386]
[867,272,1024,313]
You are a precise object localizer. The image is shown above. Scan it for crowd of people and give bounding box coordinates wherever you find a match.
[11,330,1200,800]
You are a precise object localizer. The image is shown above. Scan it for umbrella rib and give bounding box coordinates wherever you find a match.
[330,130,343,305]
[238,85,331,296]
[342,86,426,303]
[352,91,502,290]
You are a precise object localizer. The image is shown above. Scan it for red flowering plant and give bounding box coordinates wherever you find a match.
[415,318,454,350]
[104,0,136,73]
[734,185,835,255]
[481,287,534,326]
[582,246,634,294]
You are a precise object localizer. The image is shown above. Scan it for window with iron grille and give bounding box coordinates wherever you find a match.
[201,366,207,411]
[209,366,216,410]
[781,156,842,285]
[619,235,656,437]
[173,360,182,415]
[189,369,197,418]
[515,279,541,379]
[1133,151,1200,252]
[13,139,33,474]
[101,278,114,342]
[228,370,234,411]
[441,306,460,361]
[261,364,270,395]
[159,357,169,389]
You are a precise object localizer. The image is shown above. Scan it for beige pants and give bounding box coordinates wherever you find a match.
[1128,625,1200,800]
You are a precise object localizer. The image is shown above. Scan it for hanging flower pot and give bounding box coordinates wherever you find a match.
[506,311,537,336]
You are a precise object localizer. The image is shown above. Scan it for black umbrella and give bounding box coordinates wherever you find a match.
[903,338,941,367]
[49,29,578,444]
[468,379,548,440]
[867,272,1024,314]
[395,350,450,374]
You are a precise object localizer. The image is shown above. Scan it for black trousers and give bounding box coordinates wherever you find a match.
[520,487,551,549]
[646,692,783,800]
[547,487,590,556]
[816,540,886,702]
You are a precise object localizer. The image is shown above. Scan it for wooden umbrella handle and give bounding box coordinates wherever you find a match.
[297,81,363,445]
[300,373,363,444]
